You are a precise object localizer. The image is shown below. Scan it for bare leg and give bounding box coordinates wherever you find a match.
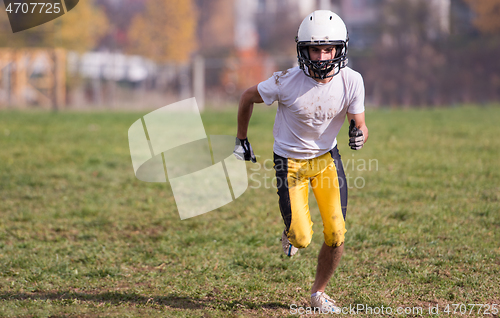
[311,242,344,294]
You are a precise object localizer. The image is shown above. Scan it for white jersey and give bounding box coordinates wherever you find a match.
[257,66,365,159]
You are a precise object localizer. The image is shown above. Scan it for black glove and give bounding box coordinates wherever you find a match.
[233,137,257,163]
[349,119,364,150]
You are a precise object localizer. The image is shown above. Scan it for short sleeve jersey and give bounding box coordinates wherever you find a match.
[257,66,365,159]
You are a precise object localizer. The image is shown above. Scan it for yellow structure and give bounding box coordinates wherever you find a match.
[0,48,66,109]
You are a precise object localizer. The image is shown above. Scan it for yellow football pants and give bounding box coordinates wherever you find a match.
[274,147,348,248]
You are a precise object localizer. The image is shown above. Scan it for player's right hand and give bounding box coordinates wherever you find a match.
[348,119,364,150]
[233,137,257,163]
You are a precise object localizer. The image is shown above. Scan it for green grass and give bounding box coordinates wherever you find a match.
[0,105,499,317]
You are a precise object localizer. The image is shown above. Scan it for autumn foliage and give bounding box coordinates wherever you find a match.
[355,0,500,106]
[127,0,198,63]
[464,0,500,34]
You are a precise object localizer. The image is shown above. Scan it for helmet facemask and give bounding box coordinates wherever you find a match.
[296,40,348,80]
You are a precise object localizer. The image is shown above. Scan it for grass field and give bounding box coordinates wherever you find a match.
[0,105,499,317]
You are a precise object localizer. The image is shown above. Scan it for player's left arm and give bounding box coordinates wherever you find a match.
[347,111,369,145]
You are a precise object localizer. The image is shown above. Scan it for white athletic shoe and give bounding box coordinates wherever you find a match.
[310,292,341,314]
[281,230,298,257]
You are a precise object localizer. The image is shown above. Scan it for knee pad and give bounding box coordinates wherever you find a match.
[324,228,346,247]
[288,228,312,248]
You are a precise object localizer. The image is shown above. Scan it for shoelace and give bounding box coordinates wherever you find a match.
[319,294,337,306]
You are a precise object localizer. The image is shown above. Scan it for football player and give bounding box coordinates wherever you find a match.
[234,10,368,313]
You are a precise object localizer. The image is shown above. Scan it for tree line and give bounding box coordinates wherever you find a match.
[1,0,499,106]
[354,0,500,106]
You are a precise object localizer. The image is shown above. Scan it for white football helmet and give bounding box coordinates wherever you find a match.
[296,10,349,79]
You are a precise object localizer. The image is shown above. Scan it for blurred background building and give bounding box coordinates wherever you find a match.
[0,0,498,110]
